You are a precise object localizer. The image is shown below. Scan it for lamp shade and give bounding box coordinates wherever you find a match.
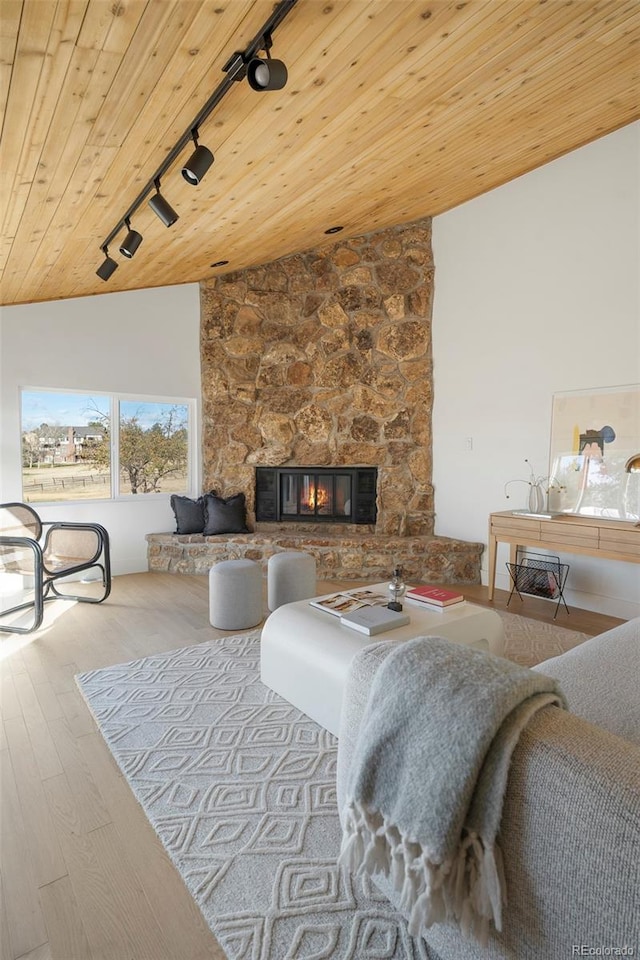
[247,57,287,91]
[181,145,214,185]
[96,255,118,280]
[119,229,143,258]
[148,191,179,227]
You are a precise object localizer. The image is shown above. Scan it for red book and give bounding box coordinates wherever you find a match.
[405,585,464,607]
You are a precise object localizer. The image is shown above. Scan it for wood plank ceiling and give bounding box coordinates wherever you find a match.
[1,0,638,307]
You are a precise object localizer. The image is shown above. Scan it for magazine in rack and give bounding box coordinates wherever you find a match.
[309,588,389,617]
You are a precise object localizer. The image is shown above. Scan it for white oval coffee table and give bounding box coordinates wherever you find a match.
[260,584,505,736]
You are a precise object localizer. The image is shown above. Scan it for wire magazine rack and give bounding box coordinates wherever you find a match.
[506,549,570,619]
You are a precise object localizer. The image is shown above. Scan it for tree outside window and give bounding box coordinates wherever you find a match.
[118,402,188,495]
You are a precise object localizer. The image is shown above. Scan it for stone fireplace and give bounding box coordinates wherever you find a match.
[255,466,377,525]
[200,217,435,537]
[146,216,483,583]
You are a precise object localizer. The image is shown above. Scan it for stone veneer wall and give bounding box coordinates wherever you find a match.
[146,531,482,582]
[200,217,434,536]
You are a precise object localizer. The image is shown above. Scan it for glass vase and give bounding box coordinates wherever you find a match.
[528,483,545,513]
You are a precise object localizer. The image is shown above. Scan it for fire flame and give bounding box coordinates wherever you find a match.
[306,483,329,511]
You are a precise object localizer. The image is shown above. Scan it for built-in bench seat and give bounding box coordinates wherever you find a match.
[146,530,483,583]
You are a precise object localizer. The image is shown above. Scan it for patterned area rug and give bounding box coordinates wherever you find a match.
[76,612,589,960]
[498,608,589,666]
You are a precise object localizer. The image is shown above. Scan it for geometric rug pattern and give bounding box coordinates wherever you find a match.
[76,613,589,960]
[497,608,589,666]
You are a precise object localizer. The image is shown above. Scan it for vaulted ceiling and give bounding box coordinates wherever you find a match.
[1,0,638,307]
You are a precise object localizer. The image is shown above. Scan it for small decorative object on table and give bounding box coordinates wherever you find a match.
[503,458,564,516]
[387,567,406,611]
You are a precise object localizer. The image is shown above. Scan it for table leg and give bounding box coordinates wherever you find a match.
[487,533,498,600]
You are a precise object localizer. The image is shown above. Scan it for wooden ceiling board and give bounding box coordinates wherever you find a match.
[196,12,585,236]
[134,4,519,235]
[7,42,116,299]
[99,2,254,147]
[76,0,144,51]
[0,0,22,130]
[87,2,208,150]
[402,12,594,106]
[1,0,638,306]
[0,1,58,248]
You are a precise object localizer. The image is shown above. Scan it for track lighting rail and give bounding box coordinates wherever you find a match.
[97,0,298,270]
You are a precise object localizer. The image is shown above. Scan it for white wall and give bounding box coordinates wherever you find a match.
[0,283,201,574]
[432,122,640,619]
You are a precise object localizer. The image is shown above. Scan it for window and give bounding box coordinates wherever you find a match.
[118,400,189,496]
[20,389,195,503]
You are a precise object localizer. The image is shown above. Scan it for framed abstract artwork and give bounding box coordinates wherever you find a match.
[547,384,640,522]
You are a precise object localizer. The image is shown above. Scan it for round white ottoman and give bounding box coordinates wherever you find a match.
[209,559,263,630]
[268,550,317,611]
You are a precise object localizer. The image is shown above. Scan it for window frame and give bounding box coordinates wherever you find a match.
[20,386,198,505]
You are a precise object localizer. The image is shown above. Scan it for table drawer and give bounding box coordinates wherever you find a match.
[491,516,543,539]
[599,534,640,559]
[541,520,599,547]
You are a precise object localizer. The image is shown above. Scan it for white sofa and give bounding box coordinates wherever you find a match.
[337,617,640,960]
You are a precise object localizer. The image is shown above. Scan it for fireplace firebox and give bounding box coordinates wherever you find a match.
[255,467,377,524]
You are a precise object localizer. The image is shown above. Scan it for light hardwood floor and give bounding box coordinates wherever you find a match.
[0,572,624,960]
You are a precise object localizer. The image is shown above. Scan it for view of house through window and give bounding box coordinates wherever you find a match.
[21,389,192,503]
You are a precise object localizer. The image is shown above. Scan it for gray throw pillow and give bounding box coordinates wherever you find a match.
[203,492,249,535]
[170,493,209,534]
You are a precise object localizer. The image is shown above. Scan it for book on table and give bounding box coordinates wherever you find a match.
[309,587,388,617]
[340,605,410,636]
[404,585,465,608]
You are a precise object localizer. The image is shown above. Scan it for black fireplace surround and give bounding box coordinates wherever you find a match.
[255,466,377,524]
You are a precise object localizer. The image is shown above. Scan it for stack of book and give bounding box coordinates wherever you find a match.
[309,588,410,635]
[404,585,465,609]
[340,605,410,636]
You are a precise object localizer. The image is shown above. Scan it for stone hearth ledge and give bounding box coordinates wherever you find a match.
[146,531,483,582]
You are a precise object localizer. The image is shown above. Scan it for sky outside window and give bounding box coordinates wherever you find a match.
[21,390,110,430]
[119,400,187,430]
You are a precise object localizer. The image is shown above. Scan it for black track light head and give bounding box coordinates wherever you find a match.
[247,30,288,91]
[148,182,179,226]
[96,249,118,281]
[247,56,287,90]
[119,220,143,259]
[182,140,214,185]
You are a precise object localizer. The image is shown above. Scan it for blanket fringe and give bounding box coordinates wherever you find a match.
[338,800,505,944]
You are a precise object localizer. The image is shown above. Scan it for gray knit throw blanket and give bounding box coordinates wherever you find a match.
[338,636,566,944]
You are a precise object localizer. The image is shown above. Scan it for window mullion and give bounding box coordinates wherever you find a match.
[111,395,120,497]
